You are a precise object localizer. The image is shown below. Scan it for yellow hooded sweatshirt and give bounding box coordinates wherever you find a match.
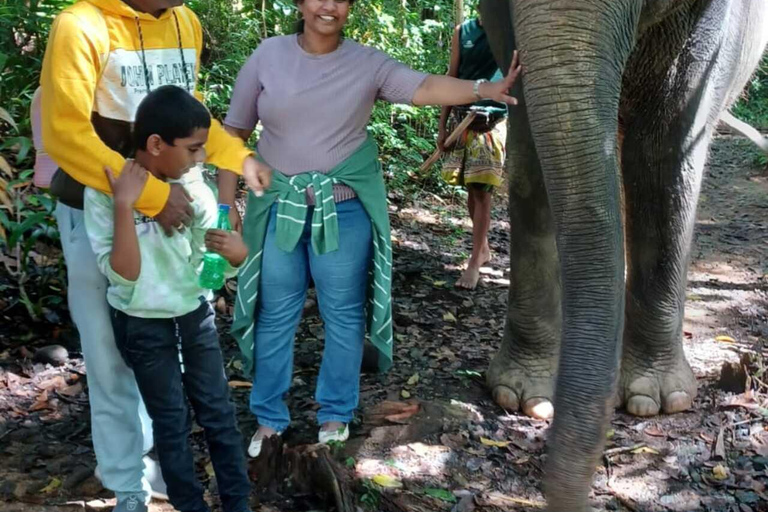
[40,0,251,216]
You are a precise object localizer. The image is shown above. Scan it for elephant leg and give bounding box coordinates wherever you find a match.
[619,0,768,417]
[619,124,700,417]
[487,109,561,420]
[617,3,745,417]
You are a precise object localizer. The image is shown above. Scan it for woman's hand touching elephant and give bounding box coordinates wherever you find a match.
[412,50,523,107]
[478,50,522,105]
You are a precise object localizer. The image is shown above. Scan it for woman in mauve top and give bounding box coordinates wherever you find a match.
[219,0,521,458]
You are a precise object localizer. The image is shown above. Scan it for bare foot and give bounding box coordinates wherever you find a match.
[456,244,492,290]
[456,265,482,289]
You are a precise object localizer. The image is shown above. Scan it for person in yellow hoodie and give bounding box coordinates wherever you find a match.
[39,1,269,511]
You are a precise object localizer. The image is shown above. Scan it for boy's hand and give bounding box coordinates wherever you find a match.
[156,184,194,236]
[205,229,248,267]
[106,160,149,208]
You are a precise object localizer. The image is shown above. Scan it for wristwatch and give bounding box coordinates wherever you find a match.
[473,78,488,100]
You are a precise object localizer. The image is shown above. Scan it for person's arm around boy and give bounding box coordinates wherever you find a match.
[40,5,270,235]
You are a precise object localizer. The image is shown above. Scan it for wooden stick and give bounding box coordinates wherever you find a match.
[603,443,646,457]
[418,111,478,173]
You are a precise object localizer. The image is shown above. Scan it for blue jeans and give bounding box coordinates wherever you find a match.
[112,301,251,512]
[250,198,372,431]
[54,203,153,502]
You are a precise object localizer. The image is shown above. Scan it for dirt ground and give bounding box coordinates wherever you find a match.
[0,135,766,512]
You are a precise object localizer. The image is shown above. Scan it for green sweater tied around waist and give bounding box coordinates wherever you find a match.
[231,137,394,375]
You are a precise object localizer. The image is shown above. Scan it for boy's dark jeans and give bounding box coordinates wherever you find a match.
[111,300,251,512]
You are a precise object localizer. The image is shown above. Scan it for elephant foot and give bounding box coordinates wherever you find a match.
[619,350,697,417]
[488,355,556,420]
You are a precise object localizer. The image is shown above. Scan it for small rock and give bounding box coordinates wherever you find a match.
[451,494,476,512]
[466,457,483,472]
[33,345,69,366]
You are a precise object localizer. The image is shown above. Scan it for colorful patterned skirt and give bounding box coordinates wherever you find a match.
[441,117,506,192]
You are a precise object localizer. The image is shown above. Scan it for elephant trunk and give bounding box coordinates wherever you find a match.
[510,1,641,510]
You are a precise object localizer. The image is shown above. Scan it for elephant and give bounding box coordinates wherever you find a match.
[477,0,768,510]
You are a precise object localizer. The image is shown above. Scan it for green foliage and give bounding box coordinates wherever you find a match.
[190,0,458,193]
[0,0,463,321]
[422,487,457,503]
[1,0,75,132]
[732,53,768,130]
[1,0,70,320]
[359,479,381,511]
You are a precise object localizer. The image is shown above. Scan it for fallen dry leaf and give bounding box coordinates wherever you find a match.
[406,373,420,386]
[443,312,457,322]
[40,477,61,494]
[372,474,403,488]
[37,376,67,391]
[632,446,660,455]
[715,335,736,343]
[714,426,726,460]
[712,464,729,480]
[480,437,511,448]
[58,382,84,397]
[401,389,412,399]
[29,389,52,412]
[644,425,666,437]
[385,404,420,423]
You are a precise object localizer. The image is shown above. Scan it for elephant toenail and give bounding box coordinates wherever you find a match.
[524,398,554,420]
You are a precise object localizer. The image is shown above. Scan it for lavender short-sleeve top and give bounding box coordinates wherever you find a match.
[225,35,428,201]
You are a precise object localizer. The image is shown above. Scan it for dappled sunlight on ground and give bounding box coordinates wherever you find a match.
[0,137,766,511]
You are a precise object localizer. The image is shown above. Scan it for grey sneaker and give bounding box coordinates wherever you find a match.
[113,494,147,512]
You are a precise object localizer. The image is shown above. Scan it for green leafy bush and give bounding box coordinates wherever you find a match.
[0,0,462,321]
[732,53,768,130]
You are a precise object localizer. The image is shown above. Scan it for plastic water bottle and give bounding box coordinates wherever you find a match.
[199,204,232,290]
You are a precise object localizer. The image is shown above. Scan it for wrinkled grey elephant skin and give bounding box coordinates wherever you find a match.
[478,0,768,511]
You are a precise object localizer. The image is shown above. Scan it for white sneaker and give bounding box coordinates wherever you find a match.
[318,424,349,444]
[247,429,282,458]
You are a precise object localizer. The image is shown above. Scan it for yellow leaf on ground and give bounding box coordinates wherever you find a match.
[631,446,660,455]
[480,437,511,448]
[228,380,253,388]
[433,280,446,287]
[372,474,403,488]
[712,464,729,480]
[715,335,736,343]
[443,312,457,322]
[407,373,419,386]
[401,389,412,399]
[40,477,62,494]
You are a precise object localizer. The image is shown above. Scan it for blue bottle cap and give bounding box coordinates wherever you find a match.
[218,204,231,213]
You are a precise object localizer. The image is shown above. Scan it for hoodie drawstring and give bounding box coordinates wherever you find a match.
[134,11,192,94]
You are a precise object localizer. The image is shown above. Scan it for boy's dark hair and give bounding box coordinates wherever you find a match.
[133,85,211,151]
